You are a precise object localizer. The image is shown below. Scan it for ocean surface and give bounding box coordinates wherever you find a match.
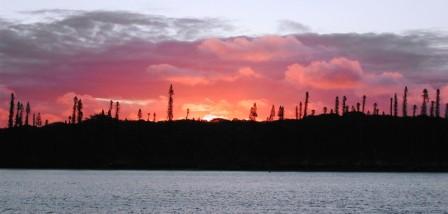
[0,170,447,213]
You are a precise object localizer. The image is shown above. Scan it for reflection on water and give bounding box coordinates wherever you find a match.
[0,170,447,213]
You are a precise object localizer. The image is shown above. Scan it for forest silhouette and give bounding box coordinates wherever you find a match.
[1,85,448,171]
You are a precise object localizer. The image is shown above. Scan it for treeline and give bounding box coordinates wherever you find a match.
[0,113,447,170]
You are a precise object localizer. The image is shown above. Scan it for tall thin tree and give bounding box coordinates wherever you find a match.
[25,102,30,126]
[342,96,347,115]
[393,93,398,117]
[138,109,143,120]
[421,89,429,116]
[8,93,15,128]
[299,102,302,119]
[413,105,417,117]
[362,95,366,113]
[303,92,309,117]
[249,103,257,121]
[436,88,441,117]
[402,86,408,117]
[71,96,78,124]
[107,100,113,117]
[389,97,393,116]
[430,101,435,117]
[295,105,299,120]
[168,84,174,121]
[335,96,339,115]
[77,99,83,123]
[115,101,120,120]
[268,105,275,121]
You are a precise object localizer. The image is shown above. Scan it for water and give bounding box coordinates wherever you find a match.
[0,170,447,213]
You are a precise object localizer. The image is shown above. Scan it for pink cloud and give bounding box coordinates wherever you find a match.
[285,58,364,89]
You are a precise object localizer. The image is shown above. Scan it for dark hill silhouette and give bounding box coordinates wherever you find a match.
[1,113,448,171]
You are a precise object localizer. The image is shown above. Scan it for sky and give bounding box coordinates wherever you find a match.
[1,0,448,124]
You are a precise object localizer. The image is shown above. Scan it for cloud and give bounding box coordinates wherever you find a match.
[198,36,310,62]
[285,58,364,89]
[277,20,311,34]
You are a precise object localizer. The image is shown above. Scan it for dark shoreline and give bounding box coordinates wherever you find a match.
[1,113,448,171]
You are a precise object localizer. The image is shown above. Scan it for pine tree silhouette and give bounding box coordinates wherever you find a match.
[168,84,174,121]
[436,88,440,117]
[25,102,30,126]
[15,101,21,127]
[413,105,417,117]
[249,103,258,121]
[295,105,299,119]
[389,97,393,116]
[147,113,151,121]
[362,95,366,113]
[45,120,49,126]
[8,93,15,128]
[323,107,328,114]
[393,93,398,117]
[430,101,435,117]
[71,96,78,124]
[115,101,120,120]
[186,108,190,120]
[107,100,113,117]
[304,92,309,117]
[403,86,408,117]
[77,99,83,123]
[356,102,361,112]
[277,106,284,120]
[153,112,156,122]
[342,96,347,115]
[335,96,340,115]
[36,113,42,127]
[421,89,429,116]
[299,102,302,119]
[373,103,378,115]
[268,105,275,121]
[138,109,143,120]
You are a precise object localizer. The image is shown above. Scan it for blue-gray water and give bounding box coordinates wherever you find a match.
[0,170,447,213]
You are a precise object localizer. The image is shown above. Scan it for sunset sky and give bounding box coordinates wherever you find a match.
[1,0,448,124]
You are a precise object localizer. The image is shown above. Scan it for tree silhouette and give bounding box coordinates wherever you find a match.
[421,89,429,116]
[393,93,398,117]
[295,105,299,120]
[186,108,190,120]
[303,92,309,117]
[77,99,83,123]
[299,102,302,119]
[342,96,347,115]
[138,109,143,120]
[168,84,174,121]
[356,102,360,112]
[71,96,78,124]
[153,112,156,122]
[335,96,340,115]
[36,113,42,127]
[436,88,441,118]
[413,105,417,117]
[362,95,366,113]
[323,107,328,114]
[389,97,393,116]
[32,113,36,127]
[15,101,22,127]
[277,106,284,120]
[115,102,120,120]
[107,100,113,117]
[147,113,151,121]
[8,93,15,128]
[268,105,275,121]
[25,102,31,126]
[403,86,408,117]
[373,103,379,115]
[249,103,258,121]
[430,101,435,117]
